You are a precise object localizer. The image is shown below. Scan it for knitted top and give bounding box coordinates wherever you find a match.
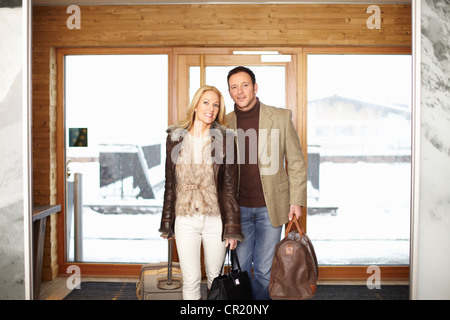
[174,133,221,217]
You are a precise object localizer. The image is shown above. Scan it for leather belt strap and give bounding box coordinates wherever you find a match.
[184,184,200,190]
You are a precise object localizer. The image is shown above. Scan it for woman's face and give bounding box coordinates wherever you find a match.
[194,90,220,127]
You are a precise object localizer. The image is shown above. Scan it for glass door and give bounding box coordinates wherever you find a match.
[64,54,169,263]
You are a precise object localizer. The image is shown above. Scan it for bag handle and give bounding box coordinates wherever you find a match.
[220,246,242,275]
[230,248,242,272]
[285,217,305,237]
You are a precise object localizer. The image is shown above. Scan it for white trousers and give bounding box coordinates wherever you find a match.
[175,214,226,300]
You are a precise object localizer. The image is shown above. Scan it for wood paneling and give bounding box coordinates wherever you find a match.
[33,4,411,47]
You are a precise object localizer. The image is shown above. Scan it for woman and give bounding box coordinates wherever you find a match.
[159,85,243,300]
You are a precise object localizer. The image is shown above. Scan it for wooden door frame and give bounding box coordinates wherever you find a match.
[56,46,411,281]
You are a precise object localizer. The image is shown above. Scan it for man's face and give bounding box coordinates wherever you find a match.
[228,71,258,112]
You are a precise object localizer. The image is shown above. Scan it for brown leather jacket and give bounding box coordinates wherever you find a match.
[159,122,243,242]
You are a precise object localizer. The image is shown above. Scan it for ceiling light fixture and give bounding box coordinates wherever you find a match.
[232,50,279,55]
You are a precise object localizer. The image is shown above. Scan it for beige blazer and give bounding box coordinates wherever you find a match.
[226,102,307,228]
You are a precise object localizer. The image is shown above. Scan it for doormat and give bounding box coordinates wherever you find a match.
[311,285,409,300]
[64,282,138,300]
[64,282,409,300]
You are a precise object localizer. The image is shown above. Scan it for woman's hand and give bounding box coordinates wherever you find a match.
[225,238,238,250]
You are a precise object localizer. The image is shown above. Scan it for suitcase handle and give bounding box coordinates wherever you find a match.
[285,217,305,237]
[167,238,174,284]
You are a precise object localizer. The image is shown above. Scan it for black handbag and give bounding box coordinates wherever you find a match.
[207,246,253,300]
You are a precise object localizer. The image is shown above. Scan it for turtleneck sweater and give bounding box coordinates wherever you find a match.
[234,99,266,207]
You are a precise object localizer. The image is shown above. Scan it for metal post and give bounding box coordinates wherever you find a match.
[74,173,83,261]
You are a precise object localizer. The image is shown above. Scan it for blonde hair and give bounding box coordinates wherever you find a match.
[176,85,228,130]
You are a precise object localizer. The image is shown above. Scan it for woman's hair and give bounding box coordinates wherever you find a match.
[176,85,228,130]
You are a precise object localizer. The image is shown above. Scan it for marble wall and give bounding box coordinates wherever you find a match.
[0,3,27,299]
[414,0,450,299]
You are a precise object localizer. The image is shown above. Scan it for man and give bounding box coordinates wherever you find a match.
[226,66,307,300]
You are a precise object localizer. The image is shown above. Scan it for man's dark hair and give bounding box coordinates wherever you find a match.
[227,66,256,87]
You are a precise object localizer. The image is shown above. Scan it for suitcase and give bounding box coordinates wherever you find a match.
[136,238,183,300]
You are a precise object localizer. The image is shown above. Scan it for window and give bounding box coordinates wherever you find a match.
[306,54,412,265]
[65,54,168,263]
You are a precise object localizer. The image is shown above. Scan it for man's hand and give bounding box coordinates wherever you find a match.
[288,204,302,221]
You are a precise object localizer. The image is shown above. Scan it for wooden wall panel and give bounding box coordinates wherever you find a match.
[33,4,411,46]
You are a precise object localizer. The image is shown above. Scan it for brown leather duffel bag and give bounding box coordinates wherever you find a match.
[269,218,319,300]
